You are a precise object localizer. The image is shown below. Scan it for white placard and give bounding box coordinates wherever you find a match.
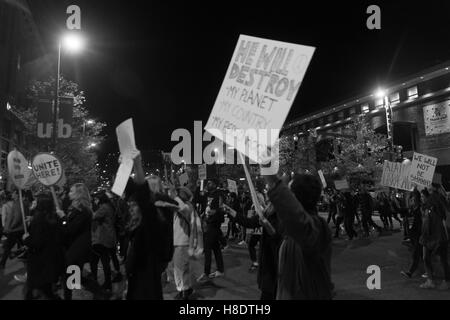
[31,153,63,186]
[111,158,133,197]
[227,179,238,194]
[334,179,349,190]
[116,118,136,157]
[198,164,207,180]
[409,152,437,189]
[380,160,412,191]
[7,150,31,189]
[423,100,450,136]
[205,34,315,162]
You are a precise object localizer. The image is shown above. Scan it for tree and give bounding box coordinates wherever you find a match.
[17,76,106,190]
[280,114,389,188]
[320,114,388,187]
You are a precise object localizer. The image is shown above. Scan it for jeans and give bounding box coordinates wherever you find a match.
[361,211,381,234]
[204,229,224,274]
[334,216,344,237]
[90,244,112,290]
[248,234,261,263]
[0,231,23,267]
[344,215,357,239]
[408,240,423,275]
[423,242,450,282]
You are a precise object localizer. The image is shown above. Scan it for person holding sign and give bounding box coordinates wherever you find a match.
[121,150,179,300]
[55,183,93,300]
[224,197,282,300]
[258,149,333,300]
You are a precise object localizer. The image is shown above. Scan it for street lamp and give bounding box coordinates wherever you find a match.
[53,32,85,150]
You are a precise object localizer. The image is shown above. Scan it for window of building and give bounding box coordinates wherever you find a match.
[349,107,356,115]
[318,117,324,126]
[361,103,369,113]
[375,98,384,108]
[338,111,344,119]
[407,86,418,99]
[327,114,334,122]
[389,92,400,104]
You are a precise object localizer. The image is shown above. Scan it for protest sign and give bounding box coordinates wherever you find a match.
[8,150,32,233]
[7,150,31,190]
[32,153,63,186]
[179,172,189,186]
[116,118,136,157]
[112,158,133,197]
[409,152,437,189]
[227,179,238,194]
[205,35,315,162]
[318,169,327,188]
[380,160,412,191]
[334,180,349,190]
[198,164,207,180]
[112,119,138,197]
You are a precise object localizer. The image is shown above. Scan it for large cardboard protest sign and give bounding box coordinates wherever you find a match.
[380,160,412,191]
[7,150,31,190]
[198,164,207,180]
[334,180,349,190]
[205,35,315,162]
[409,152,437,189]
[31,153,63,186]
[112,119,136,197]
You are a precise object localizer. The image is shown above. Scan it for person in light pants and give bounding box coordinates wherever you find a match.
[172,187,194,300]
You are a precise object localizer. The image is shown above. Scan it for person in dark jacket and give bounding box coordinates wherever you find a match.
[56,183,93,300]
[23,193,64,299]
[359,185,382,237]
[197,179,225,282]
[342,191,358,240]
[401,189,423,279]
[225,201,282,300]
[123,150,179,300]
[90,191,117,292]
[261,158,333,299]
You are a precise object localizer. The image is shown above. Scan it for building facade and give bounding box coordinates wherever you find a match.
[281,61,450,189]
[0,0,42,188]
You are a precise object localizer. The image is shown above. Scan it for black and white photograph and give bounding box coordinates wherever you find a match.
[1,0,450,307]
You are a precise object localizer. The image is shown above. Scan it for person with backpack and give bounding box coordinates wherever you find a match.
[171,186,195,300]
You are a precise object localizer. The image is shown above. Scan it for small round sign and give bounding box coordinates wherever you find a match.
[7,150,32,190]
[31,153,64,186]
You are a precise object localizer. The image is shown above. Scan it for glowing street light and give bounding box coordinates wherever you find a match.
[62,32,85,53]
[375,88,386,98]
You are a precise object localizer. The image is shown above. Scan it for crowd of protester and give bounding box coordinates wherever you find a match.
[0,148,449,299]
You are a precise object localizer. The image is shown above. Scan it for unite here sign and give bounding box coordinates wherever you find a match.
[205,35,315,163]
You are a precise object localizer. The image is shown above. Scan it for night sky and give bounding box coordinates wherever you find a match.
[28,0,450,161]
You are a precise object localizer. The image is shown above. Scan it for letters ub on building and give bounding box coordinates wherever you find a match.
[281,61,450,189]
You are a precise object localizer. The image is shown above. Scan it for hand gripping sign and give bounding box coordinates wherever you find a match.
[31,153,64,209]
[7,149,32,233]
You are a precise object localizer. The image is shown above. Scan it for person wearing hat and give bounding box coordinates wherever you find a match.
[171,186,194,300]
